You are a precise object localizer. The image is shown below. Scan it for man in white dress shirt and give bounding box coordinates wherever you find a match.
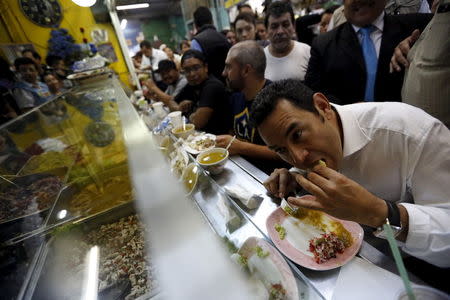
[263,1,311,81]
[251,79,450,268]
[139,40,168,75]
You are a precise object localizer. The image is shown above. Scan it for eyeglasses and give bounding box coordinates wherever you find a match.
[183,64,203,74]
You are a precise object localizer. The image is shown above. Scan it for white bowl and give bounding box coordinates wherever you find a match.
[181,163,199,195]
[196,147,229,175]
[171,124,195,140]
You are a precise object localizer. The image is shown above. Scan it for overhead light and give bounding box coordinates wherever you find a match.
[71,0,96,7]
[116,3,149,10]
[120,19,128,30]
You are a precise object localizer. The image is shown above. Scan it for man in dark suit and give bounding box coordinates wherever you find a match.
[304,0,432,105]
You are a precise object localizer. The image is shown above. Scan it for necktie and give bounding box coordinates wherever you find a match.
[360,26,378,102]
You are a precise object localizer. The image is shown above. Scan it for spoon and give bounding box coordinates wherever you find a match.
[223,135,236,156]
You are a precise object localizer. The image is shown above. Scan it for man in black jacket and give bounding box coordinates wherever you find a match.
[304,0,432,105]
[191,6,231,81]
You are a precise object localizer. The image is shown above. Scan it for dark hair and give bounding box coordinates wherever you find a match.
[46,55,63,67]
[0,57,15,81]
[250,79,317,127]
[237,3,252,11]
[324,5,340,15]
[193,6,213,28]
[14,57,36,70]
[234,12,256,27]
[22,49,41,61]
[179,40,190,51]
[133,51,143,59]
[42,71,57,79]
[140,40,152,49]
[230,41,266,78]
[220,29,230,36]
[158,59,177,73]
[181,49,207,65]
[265,1,295,28]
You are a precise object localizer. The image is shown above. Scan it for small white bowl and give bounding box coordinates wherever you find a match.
[196,147,229,175]
[181,163,199,195]
[171,124,195,140]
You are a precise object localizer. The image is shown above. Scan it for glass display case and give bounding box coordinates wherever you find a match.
[0,76,138,299]
[3,73,436,300]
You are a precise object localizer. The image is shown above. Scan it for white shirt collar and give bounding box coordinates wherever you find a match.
[332,104,372,157]
[352,11,385,33]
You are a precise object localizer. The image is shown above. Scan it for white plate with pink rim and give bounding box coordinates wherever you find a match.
[236,236,299,300]
[266,203,364,271]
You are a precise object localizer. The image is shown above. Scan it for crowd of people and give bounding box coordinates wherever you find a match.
[135,0,450,278]
[0,0,449,282]
[0,49,70,123]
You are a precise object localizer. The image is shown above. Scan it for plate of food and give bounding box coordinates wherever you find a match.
[231,237,299,300]
[266,199,363,271]
[182,133,216,155]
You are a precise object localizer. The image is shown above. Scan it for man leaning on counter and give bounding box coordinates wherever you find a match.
[250,79,450,268]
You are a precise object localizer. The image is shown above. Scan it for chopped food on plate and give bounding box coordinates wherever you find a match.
[274,224,286,240]
[309,232,345,264]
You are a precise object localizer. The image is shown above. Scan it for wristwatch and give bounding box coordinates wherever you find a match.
[373,200,403,239]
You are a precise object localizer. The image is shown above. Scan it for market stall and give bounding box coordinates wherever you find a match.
[1,72,446,300]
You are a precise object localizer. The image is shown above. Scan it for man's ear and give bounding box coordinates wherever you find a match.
[312,93,332,120]
[242,63,252,77]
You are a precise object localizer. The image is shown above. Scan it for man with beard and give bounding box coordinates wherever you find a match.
[217,41,286,174]
[304,0,432,104]
[263,1,311,81]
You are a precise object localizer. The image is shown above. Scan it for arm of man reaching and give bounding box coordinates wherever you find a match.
[216,134,280,160]
[143,79,180,111]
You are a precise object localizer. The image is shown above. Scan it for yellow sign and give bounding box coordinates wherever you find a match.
[225,0,242,9]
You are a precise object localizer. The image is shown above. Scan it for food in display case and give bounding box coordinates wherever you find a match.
[69,174,133,215]
[31,209,158,300]
[84,121,116,147]
[0,174,63,223]
[19,151,75,175]
[169,148,188,177]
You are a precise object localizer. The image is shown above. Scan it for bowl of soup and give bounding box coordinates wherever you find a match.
[196,147,229,175]
[181,163,199,195]
[171,123,195,139]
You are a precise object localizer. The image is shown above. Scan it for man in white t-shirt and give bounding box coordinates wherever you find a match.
[263,2,311,81]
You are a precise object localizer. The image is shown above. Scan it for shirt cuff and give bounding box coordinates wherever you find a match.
[399,203,430,251]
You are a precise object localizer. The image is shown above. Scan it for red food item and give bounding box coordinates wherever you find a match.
[309,232,346,264]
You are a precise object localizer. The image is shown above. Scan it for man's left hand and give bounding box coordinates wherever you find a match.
[288,164,387,228]
[216,135,241,156]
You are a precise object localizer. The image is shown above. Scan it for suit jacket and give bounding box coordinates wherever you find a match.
[305,13,432,105]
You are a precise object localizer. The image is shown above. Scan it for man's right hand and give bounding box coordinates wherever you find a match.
[389,29,421,73]
[179,100,193,113]
[263,168,299,198]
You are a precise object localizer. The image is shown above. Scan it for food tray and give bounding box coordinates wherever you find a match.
[26,201,159,300]
[45,164,132,226]
[0,167,68,242]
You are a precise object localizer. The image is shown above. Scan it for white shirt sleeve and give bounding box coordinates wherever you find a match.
[400,121,450,268]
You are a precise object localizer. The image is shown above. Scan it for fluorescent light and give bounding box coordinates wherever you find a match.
[120,19,128,30]
[71,0,96,7]
[116,3,149,10]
